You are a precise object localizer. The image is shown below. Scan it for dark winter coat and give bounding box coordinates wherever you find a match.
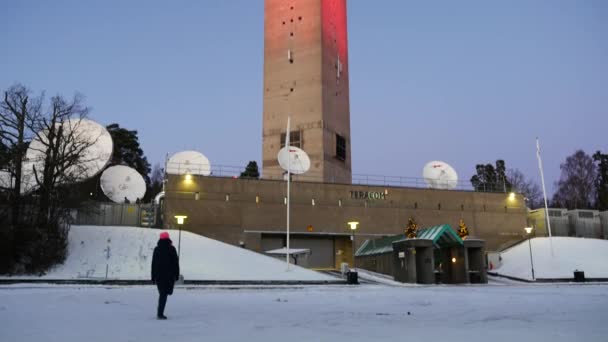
[151,239,180,294]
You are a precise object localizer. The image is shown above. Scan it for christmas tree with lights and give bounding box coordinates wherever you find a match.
[405,217,418,239]
[458,219,469,239]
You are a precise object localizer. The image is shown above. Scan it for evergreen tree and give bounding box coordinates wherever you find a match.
[240,161,260,179]
[593,151,608,211]
[470,160,512,192]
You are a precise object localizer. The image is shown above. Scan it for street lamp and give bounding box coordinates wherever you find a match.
[348,221,359,271]
[524,226,535,280]
[175,215,187,259]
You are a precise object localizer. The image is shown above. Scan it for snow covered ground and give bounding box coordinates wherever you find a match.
[0,225,335,281]
[1,283,607,341]
[495,237,608,280]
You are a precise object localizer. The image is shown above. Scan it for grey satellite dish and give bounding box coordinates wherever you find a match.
[422,161,459,190]
[21,118,113,193]
[100,165,147,203]
[166,150,211,176]
[277,146,311,175]
[0,170,12,189]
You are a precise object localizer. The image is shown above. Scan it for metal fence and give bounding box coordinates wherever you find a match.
[74,203,157,227]
[165,162,509,193]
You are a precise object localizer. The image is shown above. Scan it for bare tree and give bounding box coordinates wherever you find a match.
[507,169,542,208]
[552,150,597,209]
[27,94,94,225]
[0,84,42,225]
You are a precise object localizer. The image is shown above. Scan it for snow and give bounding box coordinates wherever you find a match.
[495,237,608,280]
[1,284,607,341]
[1,225,335,281]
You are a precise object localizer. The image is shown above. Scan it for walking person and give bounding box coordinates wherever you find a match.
[151,231,180,320]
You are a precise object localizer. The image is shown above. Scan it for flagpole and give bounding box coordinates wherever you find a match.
[536,137,554,256]
[286,115,291,270]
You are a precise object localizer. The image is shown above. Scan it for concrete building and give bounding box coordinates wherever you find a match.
[160,1,529,271]
[527,208,569,237]
[164,175,527,269]
[601,211,608,239]
[527,208,604,239]
[262,0,352,183]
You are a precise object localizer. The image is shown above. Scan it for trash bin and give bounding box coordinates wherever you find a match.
[573,270,585,282]
[346,271,359,285]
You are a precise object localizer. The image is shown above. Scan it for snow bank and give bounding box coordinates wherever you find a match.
[496,237,608,280]
[7,225,335,281]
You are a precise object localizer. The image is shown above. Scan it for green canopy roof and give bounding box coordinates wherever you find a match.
[415,224,464,248]
[355,224,463,256]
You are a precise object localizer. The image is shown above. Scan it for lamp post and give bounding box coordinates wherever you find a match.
[175,215,187,259]
[348,221,359,271]
[524,226,535,280]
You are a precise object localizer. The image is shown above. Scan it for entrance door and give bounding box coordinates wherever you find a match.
[291,237,335,269]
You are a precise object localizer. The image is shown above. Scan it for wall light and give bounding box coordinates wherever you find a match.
[508,192,516,201]
[451,257,456,263]
[184,174,192,182]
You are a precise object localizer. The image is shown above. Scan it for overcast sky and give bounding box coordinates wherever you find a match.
[2,0,606,194]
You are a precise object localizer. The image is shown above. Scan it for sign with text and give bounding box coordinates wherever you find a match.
[350,190,386,200]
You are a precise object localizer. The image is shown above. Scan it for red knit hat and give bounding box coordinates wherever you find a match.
[159,231,170,240]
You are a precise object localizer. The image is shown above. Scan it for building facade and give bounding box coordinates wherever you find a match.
[262,0,352,183]
[164,175,527,269]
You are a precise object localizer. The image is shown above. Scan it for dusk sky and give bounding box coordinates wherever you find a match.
[2,0,606,195]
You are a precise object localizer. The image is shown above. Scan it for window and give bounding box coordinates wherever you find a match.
[336,134,346,161]
[549,210,562,217]
[280,131,302,148]
[578,211,594,219]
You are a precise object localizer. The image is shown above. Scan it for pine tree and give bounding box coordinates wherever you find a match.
[405,217,418,239]
[240,161,260,179]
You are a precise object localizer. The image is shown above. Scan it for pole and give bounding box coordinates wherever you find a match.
[286,115,291,270]
[178,225,182,259]
[536,138,554,256]
[528,236,535,280]
[352,230,356,272]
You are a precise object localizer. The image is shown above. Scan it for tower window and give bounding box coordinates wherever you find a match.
[281,131,302,148]
[336,134,346,161]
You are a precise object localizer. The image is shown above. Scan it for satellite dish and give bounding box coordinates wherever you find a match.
[100,165,147,203]
[21,118,113,193]
[0,170,12,189]
[166,150,211,176]
[277,146,311,175]
[422,161,458,190]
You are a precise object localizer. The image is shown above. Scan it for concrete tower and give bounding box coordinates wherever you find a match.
[262,0,351,184]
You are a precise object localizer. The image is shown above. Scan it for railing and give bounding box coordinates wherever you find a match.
[164,162,509,193]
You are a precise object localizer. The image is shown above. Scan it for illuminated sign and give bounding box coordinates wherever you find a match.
[350,191,386,200]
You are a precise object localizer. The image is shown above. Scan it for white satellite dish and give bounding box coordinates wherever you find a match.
[277,146,311,175]
[166,150,211,176]
[0,170,12,189]
[21,118,113,193]
[100,165,147,203]
[422,161,459,190]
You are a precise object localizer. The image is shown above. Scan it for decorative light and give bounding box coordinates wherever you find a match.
[451,257,456,263]
[174,215,187,225]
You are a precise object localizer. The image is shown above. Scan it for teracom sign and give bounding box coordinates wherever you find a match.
[350,190,386,200]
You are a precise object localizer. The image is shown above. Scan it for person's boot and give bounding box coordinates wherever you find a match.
[157,293,168,319]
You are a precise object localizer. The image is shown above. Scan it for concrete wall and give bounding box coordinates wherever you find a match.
[263,0,351,183]
[164,176,528,258]
[601,211,608,239]
[357,253,393,276]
